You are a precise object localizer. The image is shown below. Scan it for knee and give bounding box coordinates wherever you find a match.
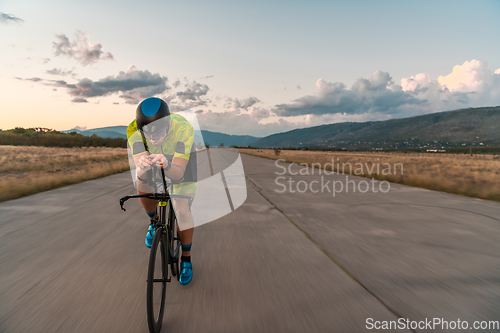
[174,200,190,217]
[137,181,152,193]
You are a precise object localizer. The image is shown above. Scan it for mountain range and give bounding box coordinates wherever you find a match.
[63,127,260,147]
[251,106,500,149]
[65,106,500,149]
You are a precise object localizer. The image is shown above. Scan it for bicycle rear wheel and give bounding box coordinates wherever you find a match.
[147,228,167,333]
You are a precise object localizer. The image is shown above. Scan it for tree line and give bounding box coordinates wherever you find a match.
[0,128,127,148]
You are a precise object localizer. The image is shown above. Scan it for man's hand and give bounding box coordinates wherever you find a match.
[148,154,168,168]
[137,155,153,170]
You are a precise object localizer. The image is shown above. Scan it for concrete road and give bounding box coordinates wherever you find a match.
[1,152,499,332]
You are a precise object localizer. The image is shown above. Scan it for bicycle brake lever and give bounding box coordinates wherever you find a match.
[120,198,127,211]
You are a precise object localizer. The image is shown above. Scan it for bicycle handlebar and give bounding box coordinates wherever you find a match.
[119,193,194,211]
[120,164,193,211]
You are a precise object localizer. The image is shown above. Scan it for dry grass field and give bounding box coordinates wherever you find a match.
[0,145,129,202]
[239,148,500,202]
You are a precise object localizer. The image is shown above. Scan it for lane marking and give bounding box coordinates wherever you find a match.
[206,147,214,176]
[220,170,234,212]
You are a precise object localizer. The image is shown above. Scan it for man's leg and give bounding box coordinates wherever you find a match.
[137,181,158,248]
[138,190,158,219]
[173,195,195,285]
[137,178,157,218]
[174,196,194,255]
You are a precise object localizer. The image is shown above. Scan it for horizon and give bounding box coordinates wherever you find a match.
[1,1,500,136]
[3,104,500,138]
[42,104,495,139]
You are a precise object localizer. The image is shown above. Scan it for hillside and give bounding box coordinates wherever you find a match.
[200,130,259,146]
[64,126,128,139]
[251,106,500,149]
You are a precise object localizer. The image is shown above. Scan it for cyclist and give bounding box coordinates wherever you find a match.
[127,97,196,285]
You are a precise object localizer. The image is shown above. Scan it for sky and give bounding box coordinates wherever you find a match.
[1,0,499,136]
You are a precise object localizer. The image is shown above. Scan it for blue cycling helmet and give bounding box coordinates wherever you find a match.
[136,97,170,130]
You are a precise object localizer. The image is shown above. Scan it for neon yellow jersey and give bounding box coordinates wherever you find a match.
[126,114,195,161]
[127,113,197,186]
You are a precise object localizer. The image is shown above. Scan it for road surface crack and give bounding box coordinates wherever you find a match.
[246,176,418,333]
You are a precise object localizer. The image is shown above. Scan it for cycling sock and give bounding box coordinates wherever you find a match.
[181,244,192,263]
[146,209,157,220]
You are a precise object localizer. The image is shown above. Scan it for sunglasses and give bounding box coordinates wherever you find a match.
[142,126,168,141]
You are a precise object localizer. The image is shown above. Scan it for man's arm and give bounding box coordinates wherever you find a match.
[167,125,194,180]
[166,157,188,180]
[133,152,151,180]
[148,155,187,181]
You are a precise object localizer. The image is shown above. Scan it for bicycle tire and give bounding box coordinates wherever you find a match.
[168,202,180,280]
[147,228,167,333]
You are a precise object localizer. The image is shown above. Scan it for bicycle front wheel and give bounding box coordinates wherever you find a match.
[168,202,180,280]
[147,228,167,333]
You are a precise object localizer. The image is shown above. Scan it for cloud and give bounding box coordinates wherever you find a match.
[15,77,42,82]
[192,98,274,136]
[175,81,209,102]
[172,79,181,88]
[164,80,210,111]
[275,62,500,119]
[275,71,423,117]
[226,96,261,111]
[18,65,171,104]
[0,13,23,24]
[248,107,270,119]
[72,98,88,103]
[53,31,114,65]
[402,59,500,112]
[46,68,74,77]
[437,59,499,93]
[51,65,169,104]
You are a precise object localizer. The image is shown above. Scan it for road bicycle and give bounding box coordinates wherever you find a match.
[119,165,193,333]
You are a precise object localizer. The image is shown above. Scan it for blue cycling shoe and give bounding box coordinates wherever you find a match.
[179,262,193,285]
[145,224,155,248]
